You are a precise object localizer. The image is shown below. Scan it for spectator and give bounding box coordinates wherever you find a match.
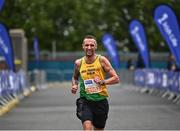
[167,53,176,71]
[136,53,145,69]
[127,59,135,70]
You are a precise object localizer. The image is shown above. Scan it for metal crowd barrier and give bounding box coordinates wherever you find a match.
[134,69,180,104]
[28,69,73,83]
[0,70,36,116]
[28,69,135,83]
[29,69,135,83]
[119,69,134,84]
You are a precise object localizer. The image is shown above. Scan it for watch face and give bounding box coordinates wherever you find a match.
[100,80,105,85]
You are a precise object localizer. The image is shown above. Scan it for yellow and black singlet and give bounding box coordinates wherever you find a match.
[79,55,109,101]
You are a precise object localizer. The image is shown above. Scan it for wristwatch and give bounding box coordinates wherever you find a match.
[100,80,105,85]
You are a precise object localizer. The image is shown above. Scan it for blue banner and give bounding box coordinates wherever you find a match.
[154,5,180,68]
[33,36,40,61]
[0,23,15,71]
[129,20,150,68]
[101,33,120,69]
[0,0,5,12]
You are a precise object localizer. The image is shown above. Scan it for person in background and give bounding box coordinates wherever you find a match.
[136,53,145,69]
[167,53,176,71]
[127,59,135,70]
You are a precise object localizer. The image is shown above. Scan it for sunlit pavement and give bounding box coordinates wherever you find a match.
[0,82,180,130]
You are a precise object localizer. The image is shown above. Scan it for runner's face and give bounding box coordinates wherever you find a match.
[82,38,97,57]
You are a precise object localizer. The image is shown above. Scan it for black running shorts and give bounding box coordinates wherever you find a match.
[80,98,109,129]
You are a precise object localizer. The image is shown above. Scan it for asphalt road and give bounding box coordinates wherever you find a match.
[0,82,180,130]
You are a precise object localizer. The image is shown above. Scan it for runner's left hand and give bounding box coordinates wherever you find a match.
[94,77,105,85]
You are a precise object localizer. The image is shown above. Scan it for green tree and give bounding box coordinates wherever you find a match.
[0,0,179,52]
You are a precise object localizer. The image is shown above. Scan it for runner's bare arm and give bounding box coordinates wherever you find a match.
[71,59,81,94]
[100,56,120,85]
[72,59,80,85]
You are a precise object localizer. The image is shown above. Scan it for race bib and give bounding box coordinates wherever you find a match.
[84,79,102,94]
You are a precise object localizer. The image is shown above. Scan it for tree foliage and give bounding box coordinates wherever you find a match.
[0,0,179,52]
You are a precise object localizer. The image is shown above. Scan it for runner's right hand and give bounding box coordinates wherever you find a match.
[71,85,78,94]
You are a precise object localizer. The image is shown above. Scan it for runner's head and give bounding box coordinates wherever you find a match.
[82,35,97,57]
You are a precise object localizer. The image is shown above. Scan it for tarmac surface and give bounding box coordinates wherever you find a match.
[0,82,180,130]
